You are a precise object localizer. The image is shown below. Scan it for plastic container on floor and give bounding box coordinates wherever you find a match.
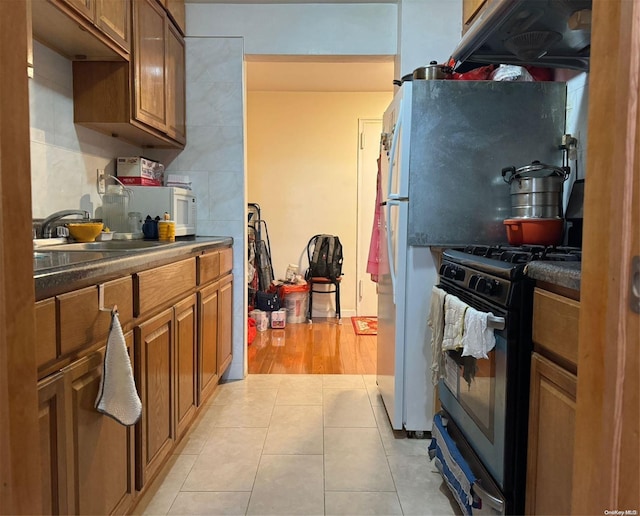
[279,284,309,323]
[271,309,287,329]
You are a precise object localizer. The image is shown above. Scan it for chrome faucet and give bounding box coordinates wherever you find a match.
[40,210,89,238]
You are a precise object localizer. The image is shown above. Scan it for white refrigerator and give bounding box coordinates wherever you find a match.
[376,79,567,434]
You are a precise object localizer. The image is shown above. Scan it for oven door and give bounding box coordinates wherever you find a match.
[438,289,508,491]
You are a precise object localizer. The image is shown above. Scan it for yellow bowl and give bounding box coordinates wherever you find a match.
[67,222,104,242]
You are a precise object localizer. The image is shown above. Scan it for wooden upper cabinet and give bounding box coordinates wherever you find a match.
[462,0,487,34]
[165,0,185,35]
[64,0,94,21]
[95,0,131,53]
[166,20,186,144]
[73,0,186,148]
[133,0,167,132]
[32,0,130,60]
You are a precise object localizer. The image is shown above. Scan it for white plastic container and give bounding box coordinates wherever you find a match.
[249,309,269,332]
[271,309,287,329]
[285,291,308,323]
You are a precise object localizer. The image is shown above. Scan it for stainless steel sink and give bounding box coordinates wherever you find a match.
[44,240,170,252]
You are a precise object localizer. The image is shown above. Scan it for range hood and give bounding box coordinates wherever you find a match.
[449,0,592,72]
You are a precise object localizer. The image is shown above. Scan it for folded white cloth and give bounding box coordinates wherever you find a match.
[443,294,468,351]
[95,310,142,426]
[461,307,496,359]
[427,286,447,385]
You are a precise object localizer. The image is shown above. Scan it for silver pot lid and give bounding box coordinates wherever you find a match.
[502,160,569,183]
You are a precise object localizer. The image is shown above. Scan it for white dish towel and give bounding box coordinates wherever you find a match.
[95,310,142,426]
[442,294,468,351]
[461,307,496,359]
[427,286,447,385]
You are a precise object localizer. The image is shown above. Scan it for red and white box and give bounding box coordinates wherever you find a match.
[116,157,164,186]
[270,309,287,329]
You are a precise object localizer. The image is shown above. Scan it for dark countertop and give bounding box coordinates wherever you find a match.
[524,261,581,292]
[34,236,233,300]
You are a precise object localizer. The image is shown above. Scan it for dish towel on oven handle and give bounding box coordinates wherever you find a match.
[95,309,142,426]
[427,286,447,385]
[443,294,468,351]
[429,413,477,515]
[461,307,496,359]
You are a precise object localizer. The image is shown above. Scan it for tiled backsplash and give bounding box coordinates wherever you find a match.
[29,41,145,219]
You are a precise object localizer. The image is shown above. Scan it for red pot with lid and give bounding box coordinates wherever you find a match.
[503,218,564,246]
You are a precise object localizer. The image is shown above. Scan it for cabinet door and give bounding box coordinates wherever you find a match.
[165,0,185,34]
[198,281,219,404]
[526,352,577,515]
[166,20,186,144]
[64,333,136,515]
[95,0,131,52]
[135,308,175,489]
[133,0,167,132]
[217,275,233,378]
[175,294,197,439]
[38,373,70,515]
[462,0,486,32]
[60,0,94,22]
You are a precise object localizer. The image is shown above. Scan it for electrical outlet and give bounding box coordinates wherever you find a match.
[97,169,106,194]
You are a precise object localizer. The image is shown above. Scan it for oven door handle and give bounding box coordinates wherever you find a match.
[473,480,505,514]
[487,314,505,330]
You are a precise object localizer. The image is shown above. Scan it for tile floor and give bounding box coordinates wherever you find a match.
[133,374,461,516]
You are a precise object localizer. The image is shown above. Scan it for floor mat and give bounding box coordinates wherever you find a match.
[351,316,377,336]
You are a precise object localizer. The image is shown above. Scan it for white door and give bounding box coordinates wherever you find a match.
[356,119,382,316]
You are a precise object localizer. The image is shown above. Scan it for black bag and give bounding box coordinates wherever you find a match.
[307,235,343,281]
[255,290,280,312]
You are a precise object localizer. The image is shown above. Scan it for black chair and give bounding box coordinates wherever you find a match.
[305,234,342,323]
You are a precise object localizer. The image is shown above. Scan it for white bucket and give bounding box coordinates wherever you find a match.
[249,309,269,332]
[285,291,308,323]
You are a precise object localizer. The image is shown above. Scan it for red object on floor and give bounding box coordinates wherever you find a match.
[351,316,377,336]
[247,318,257,345]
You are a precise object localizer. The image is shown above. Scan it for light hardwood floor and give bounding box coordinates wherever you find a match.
[248,319,377,374]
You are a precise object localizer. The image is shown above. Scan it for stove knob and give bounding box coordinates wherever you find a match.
[443,265,464,281]
[474,277,496,295]
[476,277,489,293]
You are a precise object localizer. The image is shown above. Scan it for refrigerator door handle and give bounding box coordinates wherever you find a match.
[388,194,409,201]
[385,99,403,305]
[386,198,401,304]
[387,100,403,197]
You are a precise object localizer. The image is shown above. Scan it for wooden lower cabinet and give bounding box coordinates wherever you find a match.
[36,246,233,512]
[38,373,70,515]
[38,333,136,515]
[217,275,233,378]
[198,281,219,403]
[135,308,175,490]
[197,272,234,404]
[526,352,577,515]
[175,294,197,440]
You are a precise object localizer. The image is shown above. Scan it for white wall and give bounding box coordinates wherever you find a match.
[148,37,248,380]
[30,41,144,219]
[247,91,392,315]
[395,0,462,78]
[187,3,396,57]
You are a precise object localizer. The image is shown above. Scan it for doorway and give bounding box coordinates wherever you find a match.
[356,118,382,317]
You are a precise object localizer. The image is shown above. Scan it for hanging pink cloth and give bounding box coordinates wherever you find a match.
[367,156,384,282]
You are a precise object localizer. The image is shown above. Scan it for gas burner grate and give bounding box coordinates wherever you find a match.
[460,244,581,263]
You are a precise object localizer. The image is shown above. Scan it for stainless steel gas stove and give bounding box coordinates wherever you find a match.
[433,245,581,515]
